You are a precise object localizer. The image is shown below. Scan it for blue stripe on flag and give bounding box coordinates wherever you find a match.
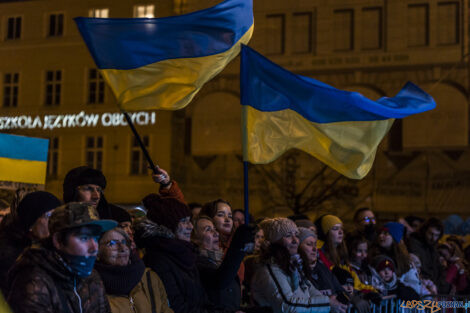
[75,0,253,70]
[0,133,49,162]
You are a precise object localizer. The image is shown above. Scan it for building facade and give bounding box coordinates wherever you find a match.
[0,0,469,220]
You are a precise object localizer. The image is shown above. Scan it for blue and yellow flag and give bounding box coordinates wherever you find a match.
[75,0,253,111]
[241,46,436,179]
[0,133,49,184]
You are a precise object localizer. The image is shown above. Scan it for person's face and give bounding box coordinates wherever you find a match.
[191,206,202,219]
[328,224,344,246]
[30,210,53,239]
[357,210,376,229]
[425,227,441,245]
[280,231,300,256]
[300,236,317,265]
[378,231,393,249]
[195,219,219,251]
[342,284,354,296]
[438,248,451,262]
[411,220,422,231]
[233,211,245,230]
[99,230,130,266]
[254,229,264,252]
[76,184,102,208]
[379,267,394,282]
[118,221,133,240]
[176,216,193,242]
[0,207,10,223]
[213,203,233,236]
[354,242,368,263]
[56,226,99,257]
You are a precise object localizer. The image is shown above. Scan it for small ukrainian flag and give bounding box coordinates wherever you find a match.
[75,0,253,111]
[241,46,436,179]
[0,133,49,185]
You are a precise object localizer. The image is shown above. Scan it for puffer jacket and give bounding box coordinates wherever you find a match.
[107,268,173,313]
[251,261,330,313]
[7,244,110,313]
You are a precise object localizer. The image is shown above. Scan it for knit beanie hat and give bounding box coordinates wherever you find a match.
[383,222,404,243]
[63,166,107,203]
[17,191,61,231]
[332,266,354,286]
[298,227,316,244]
[295,219,315,229]
[143,194,190,233]
[259,217,298,244]
[373,255,395,272]
[315,215,342,241]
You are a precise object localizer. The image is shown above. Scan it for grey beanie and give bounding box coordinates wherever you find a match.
[298,227,316,244]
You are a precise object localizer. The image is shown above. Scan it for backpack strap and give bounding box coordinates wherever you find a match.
[146,270,157,313]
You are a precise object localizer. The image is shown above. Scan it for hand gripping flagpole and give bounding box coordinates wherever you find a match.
[122,110,159,175]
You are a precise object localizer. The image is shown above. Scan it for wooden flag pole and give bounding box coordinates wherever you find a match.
[122,110,159,174]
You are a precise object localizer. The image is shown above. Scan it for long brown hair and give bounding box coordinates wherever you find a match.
[323,232,349,267]
[259,242,293,275]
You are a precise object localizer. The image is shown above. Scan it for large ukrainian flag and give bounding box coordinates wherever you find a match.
[241,46,436,179]
[0,133,49,184]
[75,0,253,111]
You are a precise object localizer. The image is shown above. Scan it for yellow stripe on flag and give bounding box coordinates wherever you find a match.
[101,25,254,111]
[243,106,394,179]
[0,157,47,184]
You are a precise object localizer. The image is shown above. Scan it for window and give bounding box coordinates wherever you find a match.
[47,137,59,177]
[362,8,382,50]
[6,16,21,40]
[3,73,19,107]
[407,4,429,47]
[292,12,313,54]
[88,69,105,104]
[437,2,459,45]
[265,14,285,55]
[45,70,61,106]
[334,9,354,51]
[133,5,154,18]
[85,136,103,170]
[89,8,109,18]
[48,13,64,37]
[130,136,149,175]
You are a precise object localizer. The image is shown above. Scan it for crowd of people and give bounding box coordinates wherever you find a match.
[0,165,468,313]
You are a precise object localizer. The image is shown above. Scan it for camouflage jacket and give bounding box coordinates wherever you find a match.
[7,245,111,313]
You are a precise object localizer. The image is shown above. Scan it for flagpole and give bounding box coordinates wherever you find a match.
[243,161,250,225]
[122,110,159,174]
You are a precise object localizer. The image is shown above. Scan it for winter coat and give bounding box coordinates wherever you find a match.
[135,219,208,313]
[7,245,111,313]
[107,269,173,313]
[95,256,173,313]
[0,216,31,296]
[309,261,344,296]
[251,261,330,313]
[407,233,450,293]
[378,272,420,300]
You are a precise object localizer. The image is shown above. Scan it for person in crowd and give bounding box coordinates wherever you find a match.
[369,222,411,277]
[192,215,257,312]
[347,234,375,287]
[242,224,264,306]
[200,199,234,251]
[297,227,348,313]
[189,202,202,221]
[7,202,116,312]
[0,199,10,224]
[233,209,246,230]
[404,216,424,233]
[251,218,330,313]
[407,253,438,297]
[437,243,468,294]
[95,227,173,313]
[294,219,317,235]
[134,195,208,313]
[0,191,61,295]
[407,217,451,293]
[351,208,377,242]
[372,255,419,300]
[315,215,348,269]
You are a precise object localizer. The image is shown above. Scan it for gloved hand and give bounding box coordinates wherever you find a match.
[230,224,255,250]
[363,291,382,306]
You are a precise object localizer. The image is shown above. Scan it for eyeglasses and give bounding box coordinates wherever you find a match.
[362,216,376,224]
[44,211,53,218]
[104,239,128,249]
[77,185,103,193]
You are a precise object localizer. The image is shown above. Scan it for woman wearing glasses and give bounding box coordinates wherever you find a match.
[95,227,173,313]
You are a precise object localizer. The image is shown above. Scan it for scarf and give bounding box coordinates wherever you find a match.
[383,272,398,291]
[95,255,146,295]
[290,254,311,291]
[199,248,224,267]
